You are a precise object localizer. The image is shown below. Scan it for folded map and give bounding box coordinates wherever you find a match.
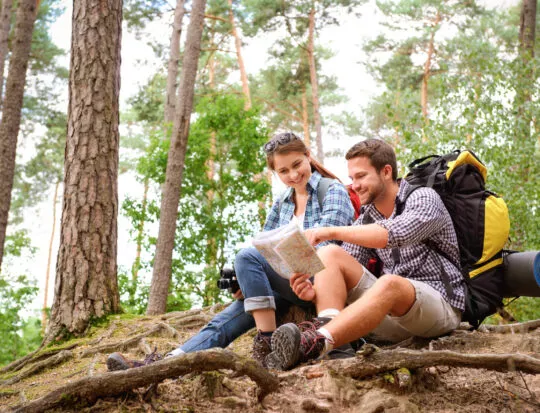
[252,221,325,279]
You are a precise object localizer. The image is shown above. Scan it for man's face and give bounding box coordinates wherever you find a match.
[347,156,387,205]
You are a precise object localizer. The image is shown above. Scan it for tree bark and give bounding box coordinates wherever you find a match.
[46,0,122,339]
[42,180,60,335]
[301,85,310,146]
[307,8,323,163]
[420,11,440,127]
[164,0,185,124]
[147,0,207,315]
[515,0,536,142]
[227,0,251,110]
[0,0,38,270]
[0,0,14,106]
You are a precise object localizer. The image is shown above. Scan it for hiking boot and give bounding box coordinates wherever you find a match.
[252,331,273,367]
[107,348,163,372]
[307,317,357,360]
[265,321,326,370]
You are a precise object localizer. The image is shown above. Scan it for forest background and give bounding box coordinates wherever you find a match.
[0,0,538,366]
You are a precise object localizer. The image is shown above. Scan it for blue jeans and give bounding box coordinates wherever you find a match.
[179,247,312,352]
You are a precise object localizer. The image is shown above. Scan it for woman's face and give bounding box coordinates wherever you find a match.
[272,151,312,191]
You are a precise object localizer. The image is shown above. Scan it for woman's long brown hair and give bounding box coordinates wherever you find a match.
[265,137,341,182]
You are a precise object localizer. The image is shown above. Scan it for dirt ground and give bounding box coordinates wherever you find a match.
[0,306,539,413]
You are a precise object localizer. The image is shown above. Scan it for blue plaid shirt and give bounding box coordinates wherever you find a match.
[343,179,465,311]
[264,171,354,247]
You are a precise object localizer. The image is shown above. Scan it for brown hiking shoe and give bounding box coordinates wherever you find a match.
[252,331,273,367]
[107,348,163,372]
[266,321,327,370]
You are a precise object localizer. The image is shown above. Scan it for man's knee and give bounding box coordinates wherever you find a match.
[318,244,348,264]
[375,274,416,315]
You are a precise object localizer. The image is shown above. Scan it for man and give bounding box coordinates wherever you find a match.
[265,138,465,370]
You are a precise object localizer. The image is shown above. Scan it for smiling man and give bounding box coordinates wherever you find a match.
[265,138,466,370]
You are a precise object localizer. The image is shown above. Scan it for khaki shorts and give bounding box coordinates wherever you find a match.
[346,267,462,343]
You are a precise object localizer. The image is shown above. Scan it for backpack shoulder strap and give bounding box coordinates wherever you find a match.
[317,177,333,208]
[395,183,422,216]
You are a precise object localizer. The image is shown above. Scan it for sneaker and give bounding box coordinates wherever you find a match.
[107,348,163,372]
[266,321,326,370]
[252,331,273,367]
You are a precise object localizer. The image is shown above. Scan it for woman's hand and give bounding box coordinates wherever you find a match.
[290,273,316,302]
[304,228,331,246]
[232,289,244,300]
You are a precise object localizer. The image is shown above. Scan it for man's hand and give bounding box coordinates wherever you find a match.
[290,273,316,302]
[304,227,331,246]
[232,289,244,300]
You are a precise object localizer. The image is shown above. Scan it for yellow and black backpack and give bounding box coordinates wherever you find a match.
[403,150,510,327]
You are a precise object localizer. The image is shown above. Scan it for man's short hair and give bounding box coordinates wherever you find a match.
[345,138,398,181]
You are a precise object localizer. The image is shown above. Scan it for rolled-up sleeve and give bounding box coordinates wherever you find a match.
[376,189,447,249]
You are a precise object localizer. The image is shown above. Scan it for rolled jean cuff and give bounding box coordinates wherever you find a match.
[244,296,276,313]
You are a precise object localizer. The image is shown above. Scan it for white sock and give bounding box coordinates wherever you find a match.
[317,327,335,353]
[166,348,185,358]
[317,308,340,319]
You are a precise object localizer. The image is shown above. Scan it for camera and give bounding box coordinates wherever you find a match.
[217,267,240,294]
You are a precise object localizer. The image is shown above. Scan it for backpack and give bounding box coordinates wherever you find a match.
[402,150,510,327]
[278,177,361,219]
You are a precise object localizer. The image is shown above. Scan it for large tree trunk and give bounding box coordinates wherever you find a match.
[0,0,14,106]
[227,0,251,110]
[0,0,38,270]
[164,0,185,124]
[42,180,60,335]
[147,0,207,315]
[307,8,323,163]
[46,0,122,340]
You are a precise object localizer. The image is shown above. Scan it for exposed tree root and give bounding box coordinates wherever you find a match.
[478,319,540,334]
[80,322,176,357]
[2,350,73,386]
[10,350,279,413]
[323,345,540,379]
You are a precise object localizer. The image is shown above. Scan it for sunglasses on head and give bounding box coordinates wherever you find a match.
[263,132,300,154]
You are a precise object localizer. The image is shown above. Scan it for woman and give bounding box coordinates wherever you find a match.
[107,132,354,371]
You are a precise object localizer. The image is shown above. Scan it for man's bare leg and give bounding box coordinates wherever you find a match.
[322,274,415,347]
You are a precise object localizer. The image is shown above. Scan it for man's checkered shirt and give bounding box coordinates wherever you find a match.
[343,179,466,311]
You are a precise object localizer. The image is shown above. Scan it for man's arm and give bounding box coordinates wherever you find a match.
[305,223,388,248]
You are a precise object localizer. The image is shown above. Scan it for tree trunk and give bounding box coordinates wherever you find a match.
[147,0,207,315]
[130,177,149,301]
[421,11,440,128]
[515,0,536,143]
[227,0,251,110]
[164,0,185,124]
[301,85,310,146]
[307,8,323,163]
[0,0,38,271]
[0,0,14,106]
[42,180,60,335]
[46,0,122,340]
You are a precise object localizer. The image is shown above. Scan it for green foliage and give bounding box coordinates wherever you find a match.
[0,275,41,366]
[121,93,270,309]
[363,0,539,253]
